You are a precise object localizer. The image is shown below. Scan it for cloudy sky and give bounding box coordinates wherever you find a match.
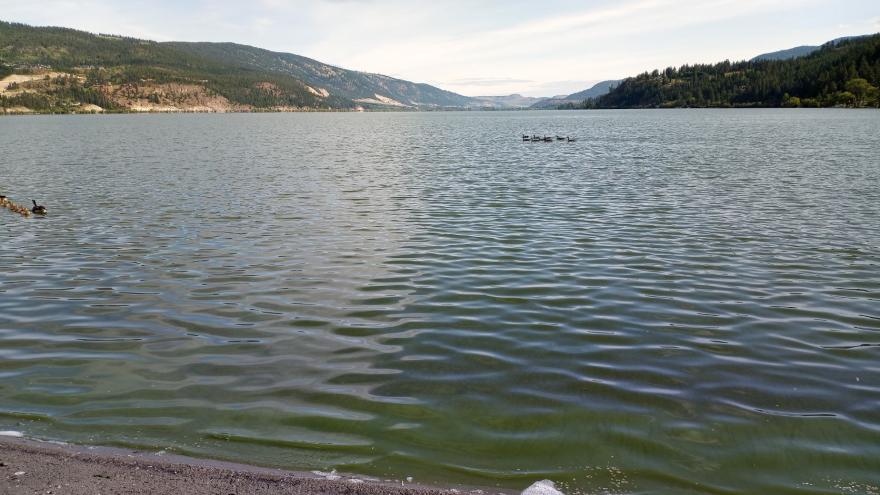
[2,0,879,96]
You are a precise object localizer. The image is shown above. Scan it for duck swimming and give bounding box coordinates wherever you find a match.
[0,197,31,217]
[31,200,47,215]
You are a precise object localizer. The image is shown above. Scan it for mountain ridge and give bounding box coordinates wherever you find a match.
[164,41,473,108]
[751,35,871,61]
[0,20,476,113]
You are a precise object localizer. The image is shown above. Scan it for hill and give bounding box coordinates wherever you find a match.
[165,42,473,108]
[0,20,474,113]
[588,33,880,108]
[751,35,870,61]
[751,45,819,62]
[566,80,621,100]
[469,94,546,109]
[530,80,621,108]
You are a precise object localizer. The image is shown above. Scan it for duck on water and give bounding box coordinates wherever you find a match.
[1,195,32,217]
[32,200,47,215]
[523,134,577,142]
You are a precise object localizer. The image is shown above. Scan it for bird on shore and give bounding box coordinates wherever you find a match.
[31,200,47,215]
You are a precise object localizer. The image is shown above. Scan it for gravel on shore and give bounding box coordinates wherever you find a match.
[0,436,507,495]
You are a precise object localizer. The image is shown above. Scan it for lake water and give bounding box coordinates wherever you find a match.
[1,110,879,494]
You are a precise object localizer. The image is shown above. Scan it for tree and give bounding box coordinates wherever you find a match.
[869,87,880,108]
[834,91,856,107]
[845,78,876,107]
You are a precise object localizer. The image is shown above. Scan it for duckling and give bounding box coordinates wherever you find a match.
[31,200,47,215]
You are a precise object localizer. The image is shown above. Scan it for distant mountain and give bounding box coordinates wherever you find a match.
[751,35,870,61]
[751,45,818,61]
[566,80,621,100]
[0,20,474,113]
[530,80,621,108]
[469,94,545,108]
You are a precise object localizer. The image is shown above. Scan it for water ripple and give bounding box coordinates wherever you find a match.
[1,110,879,493]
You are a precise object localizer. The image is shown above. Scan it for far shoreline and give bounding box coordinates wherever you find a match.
[1,107,877,118]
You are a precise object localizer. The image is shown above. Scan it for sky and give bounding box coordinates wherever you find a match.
[1,0,879,97]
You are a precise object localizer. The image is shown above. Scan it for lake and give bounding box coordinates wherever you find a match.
[1,110,879,494]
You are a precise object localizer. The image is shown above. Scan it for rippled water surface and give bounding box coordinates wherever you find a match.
[1,110,879,493]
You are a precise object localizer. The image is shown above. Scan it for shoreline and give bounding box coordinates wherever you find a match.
[0,436,511,495]
[1,107,875,117]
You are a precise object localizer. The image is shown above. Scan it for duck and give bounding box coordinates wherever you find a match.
[556,135,565,140]
[543,135,553,142]
[31,200,47,215]
[567,137,577,142]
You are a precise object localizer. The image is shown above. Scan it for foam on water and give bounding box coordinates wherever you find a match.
[521,480,565,495]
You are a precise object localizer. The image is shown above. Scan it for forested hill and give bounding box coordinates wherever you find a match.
[166,42,472,108]
[0,21,473,113]
[589,34,880,108]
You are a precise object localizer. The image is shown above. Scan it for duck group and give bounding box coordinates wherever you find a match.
[1,194,48,217]
[522,134,577,142]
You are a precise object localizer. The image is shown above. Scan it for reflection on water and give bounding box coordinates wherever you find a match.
[1,110,879,493]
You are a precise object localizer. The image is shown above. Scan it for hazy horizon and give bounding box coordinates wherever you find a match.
[2,0,879,97]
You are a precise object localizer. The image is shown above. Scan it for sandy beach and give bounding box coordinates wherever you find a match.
[0,436,503,495]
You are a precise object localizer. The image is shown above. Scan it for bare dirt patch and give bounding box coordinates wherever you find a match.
[107,83,250,112]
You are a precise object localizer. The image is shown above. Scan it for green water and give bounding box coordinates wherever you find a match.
[1,110,879,494]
